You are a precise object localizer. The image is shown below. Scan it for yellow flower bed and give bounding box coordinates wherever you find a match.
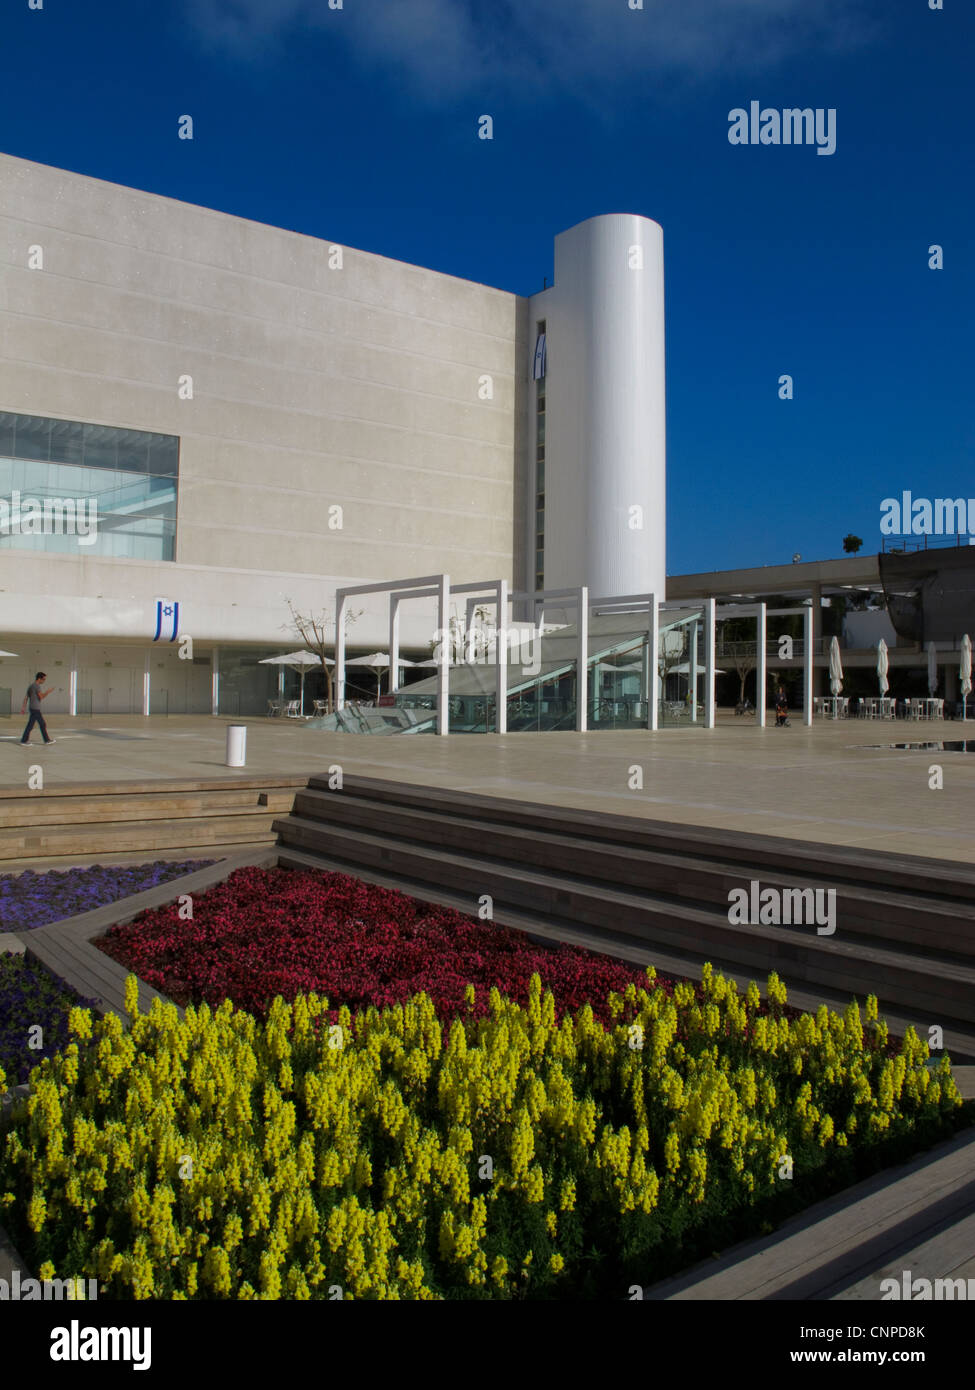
[0,968,964,1299]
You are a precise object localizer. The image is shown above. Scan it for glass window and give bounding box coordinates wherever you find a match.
[0,410,179,561]
[13,415,52,460]
[148,435,179,476]
[0,413,16,457]
[83,424,119,471]
[47,418,85,466]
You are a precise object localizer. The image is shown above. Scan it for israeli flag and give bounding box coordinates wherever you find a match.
[153,598,179,643]
[532,333,547,381]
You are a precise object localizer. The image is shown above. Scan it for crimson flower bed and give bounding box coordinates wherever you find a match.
[96,866,675,1023]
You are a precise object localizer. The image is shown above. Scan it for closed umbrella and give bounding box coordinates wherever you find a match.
[961,634,972,721]
[876,639,889,696]
[828,635,844,702]
[926,642,938,696]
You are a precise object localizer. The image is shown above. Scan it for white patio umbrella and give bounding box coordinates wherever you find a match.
[259,650,332,716]
[828,636,844,696]
[961,634,972,721]
[876,639,889,696]
[350,652,415,700]
[926,641,938,696]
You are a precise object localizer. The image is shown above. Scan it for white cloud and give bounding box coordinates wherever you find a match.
[188,0,873,100]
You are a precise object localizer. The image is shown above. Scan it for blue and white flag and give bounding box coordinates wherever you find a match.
[532,333,547,381]
[153,598,179,643]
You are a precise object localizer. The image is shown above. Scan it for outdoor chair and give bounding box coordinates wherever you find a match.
[284,700,302,718]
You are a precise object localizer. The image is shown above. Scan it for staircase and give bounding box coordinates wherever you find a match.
[273,775,975,1061]
[0,777,306,864]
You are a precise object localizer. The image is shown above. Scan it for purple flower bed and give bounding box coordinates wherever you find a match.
[0,860,215,932]
[0,953,96,1086]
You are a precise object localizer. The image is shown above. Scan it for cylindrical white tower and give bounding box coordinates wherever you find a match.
[531,213,666,599]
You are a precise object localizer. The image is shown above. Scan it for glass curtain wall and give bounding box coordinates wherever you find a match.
[658,606,707,727]
[0,411,178,560]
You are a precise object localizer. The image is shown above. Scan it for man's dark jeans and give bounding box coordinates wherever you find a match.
[21,710,51,743]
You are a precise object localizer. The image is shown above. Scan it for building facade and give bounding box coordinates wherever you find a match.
[0,153,667,715]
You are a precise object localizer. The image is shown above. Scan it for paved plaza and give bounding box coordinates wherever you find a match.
[1,711,972,864]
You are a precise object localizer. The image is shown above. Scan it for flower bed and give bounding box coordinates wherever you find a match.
[0,953,95,1086]
[0,860,215,932]
[96,866,679,1024]
[0,972,965,1300]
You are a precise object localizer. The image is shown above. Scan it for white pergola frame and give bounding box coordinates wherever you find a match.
[337,574,515,737]
[337,574,451,734]
[716,601,813,726]
[512,586,590,731]
[588,592,661,731]
[656,597,717,730]
[333,577,729,737]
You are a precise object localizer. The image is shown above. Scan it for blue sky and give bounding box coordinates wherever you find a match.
[2,0,971,576]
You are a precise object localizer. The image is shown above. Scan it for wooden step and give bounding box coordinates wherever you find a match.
[289,789,975,961]
[305,775,975,904]
[0,813,279,860]
[273,815,975,1027]
[0,787,298,828]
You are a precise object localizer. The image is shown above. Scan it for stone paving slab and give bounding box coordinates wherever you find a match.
[1,713,973,863]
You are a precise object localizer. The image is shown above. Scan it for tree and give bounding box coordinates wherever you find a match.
[718,616,757,705]
[728,642,757,706]
[282,597,362,714]
[843,534,863,555]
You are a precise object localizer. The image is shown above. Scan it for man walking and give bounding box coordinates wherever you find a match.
[20,671,57,745]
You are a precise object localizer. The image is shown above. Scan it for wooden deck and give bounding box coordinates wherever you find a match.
[644,1127,975,1300]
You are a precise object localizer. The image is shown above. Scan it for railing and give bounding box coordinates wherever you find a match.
[716,640,827,659]
[881,534,975,553]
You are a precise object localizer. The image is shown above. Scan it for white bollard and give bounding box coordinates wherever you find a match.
[226,724,247,767]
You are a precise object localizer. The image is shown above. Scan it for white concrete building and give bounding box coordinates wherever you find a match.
[0,153,667,715]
